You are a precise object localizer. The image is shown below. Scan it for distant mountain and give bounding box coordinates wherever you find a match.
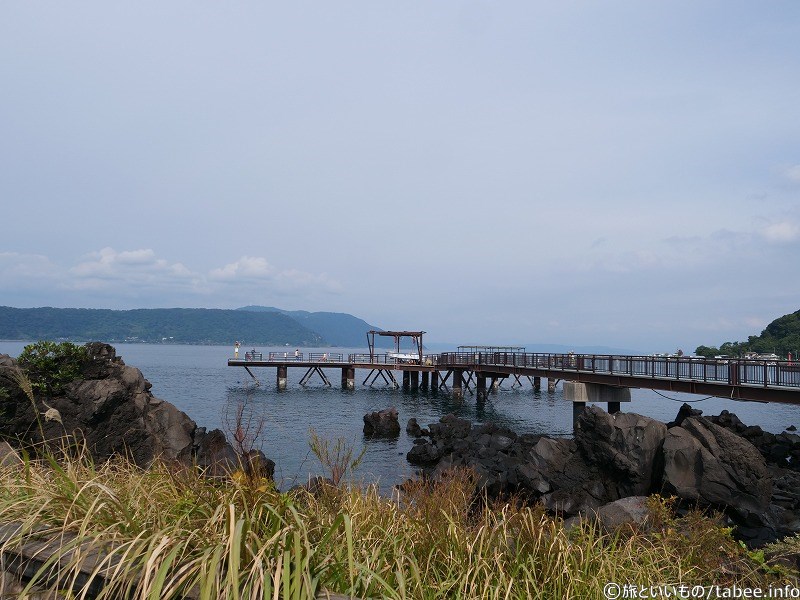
[237,306,392,347]
[0,307,323,346]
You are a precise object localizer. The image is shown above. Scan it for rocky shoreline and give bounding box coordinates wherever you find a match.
[0,342,273,479]
[404,405,800,546]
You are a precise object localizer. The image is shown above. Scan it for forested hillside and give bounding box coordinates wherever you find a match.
[695,309,800,358]
[0,307,323,346]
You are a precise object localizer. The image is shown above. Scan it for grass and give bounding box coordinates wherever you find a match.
[0,443,794,599]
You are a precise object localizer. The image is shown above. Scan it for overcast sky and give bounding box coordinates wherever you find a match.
[1,1,798,352]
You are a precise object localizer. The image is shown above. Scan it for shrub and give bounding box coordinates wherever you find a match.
[17,340,89,395]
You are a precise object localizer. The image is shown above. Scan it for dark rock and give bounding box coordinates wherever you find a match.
[0,441,22,468]
[291,476,335,496]
[407,442,442,465]
[0,346,260,477]
[668,403,703,428]
[363,407,401,437]
[575,406,667,497]
[406,418,423,437]
[405,406,800,545]
[662,417,772,523]
[594,496,651,531]
[787,425,797,432]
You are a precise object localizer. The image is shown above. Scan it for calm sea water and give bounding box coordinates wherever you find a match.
[3,341,800,490]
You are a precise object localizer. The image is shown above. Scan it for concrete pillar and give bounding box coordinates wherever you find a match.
[563,381,631,430]
[547,378,557,393]
[431,371,439,394]
[452,369,464,401]
[572,401,586,429]
[421,371,429,391]
[491,377,500,394]
[410,370,419,391]
[277,365,288,390]
[533,376,541,392]
[476,374,487,401]
[341,367,355,390]
[402,370,410,390]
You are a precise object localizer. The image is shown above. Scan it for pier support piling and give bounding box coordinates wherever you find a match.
[533,377,541,392]
[431,371,439,394]
[421,371,429,391]
[402,370,410,390]
[452,369,464,401]
[277,365,287,390]
[476,374,487,401]
[341,367,355,390]
[410,370,419,391]
[547,378,557,393]
[572,401,586,430]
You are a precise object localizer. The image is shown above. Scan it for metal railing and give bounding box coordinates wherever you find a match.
[267,351,304,361]
[436,352,800,390]
[308,352,344,362]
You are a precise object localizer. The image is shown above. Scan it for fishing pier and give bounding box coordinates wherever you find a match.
[229,331,800,423]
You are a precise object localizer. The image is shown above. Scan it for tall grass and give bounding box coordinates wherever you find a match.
[0,445,789,599]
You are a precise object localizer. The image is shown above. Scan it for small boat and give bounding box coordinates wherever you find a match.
[387,352,421,363]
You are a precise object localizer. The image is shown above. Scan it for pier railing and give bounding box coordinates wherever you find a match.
[436,352,800,390]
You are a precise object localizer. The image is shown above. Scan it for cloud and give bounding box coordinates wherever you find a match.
[208,256,342,294]
[760,221,800,243]
[0,252,60,287]
[69,247,198,288]
[784,165,800,184]
[0,248,341,307]
[208,256,276,281]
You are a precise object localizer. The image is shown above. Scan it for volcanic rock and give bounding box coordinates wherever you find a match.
[363,407,401,436]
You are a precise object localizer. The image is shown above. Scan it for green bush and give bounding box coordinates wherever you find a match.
[17,341,89,395]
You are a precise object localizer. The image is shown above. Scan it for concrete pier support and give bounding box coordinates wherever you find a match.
[572,401,586,425]
[476,374,487,401]
[277,365,288,390]
[452,369,464,401]
[491,378,500,394]
[563,381,631,429]
[410,370,420,391]
[533,377,541,392]
[341,367,355,390]
[547,378,557,393]
[421,371,429,391]
[431,371,439,394]
[402,370,410,390]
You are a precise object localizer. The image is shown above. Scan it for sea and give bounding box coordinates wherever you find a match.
[3,341,800,491]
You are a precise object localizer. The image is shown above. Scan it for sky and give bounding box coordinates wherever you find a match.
[1,1,799,353]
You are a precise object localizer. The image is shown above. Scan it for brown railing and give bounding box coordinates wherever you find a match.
[436,352,800,390]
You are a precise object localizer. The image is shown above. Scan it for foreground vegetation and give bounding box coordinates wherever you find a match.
[0,446,797,599]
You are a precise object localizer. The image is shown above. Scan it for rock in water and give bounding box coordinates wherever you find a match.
[406,417,423,437]
[363,407,401,436]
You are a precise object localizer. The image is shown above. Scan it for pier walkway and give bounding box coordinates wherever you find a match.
[229,350,800,406]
